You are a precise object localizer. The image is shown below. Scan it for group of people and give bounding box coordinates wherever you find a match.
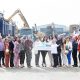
[0,35,33,68]
[34,34,80,68]
[0,33,80,68]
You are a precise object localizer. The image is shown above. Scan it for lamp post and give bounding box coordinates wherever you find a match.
[51,22,55,35]
[34,24,38,33]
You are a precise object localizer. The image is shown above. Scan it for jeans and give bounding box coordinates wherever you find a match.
[67,51,71,65]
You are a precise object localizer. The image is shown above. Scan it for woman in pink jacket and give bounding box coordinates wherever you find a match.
[14,37,20,67]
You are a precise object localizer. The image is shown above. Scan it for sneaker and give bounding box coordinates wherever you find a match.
[72,65,78,67]
[58,65,62,67]
[53,65,57,68]
[27,66,32,68]
[20,64,24,68]
[42,63,46,67]
[36,65,40,67]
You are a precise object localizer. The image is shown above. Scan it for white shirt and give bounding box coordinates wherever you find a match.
[33,40,42,54]
[48,40,52,45]
[34,40,42,49]
[66,41,72,51]
[51,43,58,54]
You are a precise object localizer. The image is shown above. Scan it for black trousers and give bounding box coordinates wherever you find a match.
[0,51,4,65]
[10,50,14,67]
[72,50,78,66]
[52,54,58,67]
[19,50,25,65]
[41,51,47,64]
[78,52,80,62]
[35,51,40,65]
[57,51,62,66]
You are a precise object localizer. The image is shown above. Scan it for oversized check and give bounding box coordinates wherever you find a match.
[37,42,51,51]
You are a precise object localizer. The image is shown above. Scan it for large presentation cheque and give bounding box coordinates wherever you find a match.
[36,43,51,51]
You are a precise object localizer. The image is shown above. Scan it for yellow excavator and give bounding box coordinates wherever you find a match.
[7,9,29,28]
[6,9,45,39]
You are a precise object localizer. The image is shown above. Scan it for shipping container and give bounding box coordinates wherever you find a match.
[0,13,16,37]
[0,18,3,36]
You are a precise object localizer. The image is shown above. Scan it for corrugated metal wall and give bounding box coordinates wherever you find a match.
[0,18,3,35]
[0,15,16,37]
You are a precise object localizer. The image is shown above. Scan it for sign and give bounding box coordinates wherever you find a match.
[36,42,51,51]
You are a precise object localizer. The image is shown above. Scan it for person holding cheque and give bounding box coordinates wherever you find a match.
[40,37,48,67]
[51,39,59,68]
[34,38,42,67]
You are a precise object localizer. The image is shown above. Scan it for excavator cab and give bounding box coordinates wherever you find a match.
[6,9,45,41]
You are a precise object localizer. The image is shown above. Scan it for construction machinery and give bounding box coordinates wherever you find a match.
[6,9,32,37]
[6,9,45,40]
[7,9,29,28]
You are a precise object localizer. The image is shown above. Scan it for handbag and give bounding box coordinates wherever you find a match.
[65,50,68,54]
[5,49,9,55]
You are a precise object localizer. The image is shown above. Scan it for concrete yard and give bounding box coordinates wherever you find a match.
[0,51,80,80]
[0,67,80,80]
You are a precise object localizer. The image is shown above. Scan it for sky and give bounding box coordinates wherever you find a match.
[0,0,80,28]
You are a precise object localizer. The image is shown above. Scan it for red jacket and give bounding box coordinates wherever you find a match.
[78,42,80,52]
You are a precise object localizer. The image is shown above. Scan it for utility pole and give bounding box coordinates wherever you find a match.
[51,22,55,35]
[34,24,37,33]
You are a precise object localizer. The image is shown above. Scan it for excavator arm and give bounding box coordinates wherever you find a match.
[7,9,19,21]
[7,9,45,38]
[7,9,29,28]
